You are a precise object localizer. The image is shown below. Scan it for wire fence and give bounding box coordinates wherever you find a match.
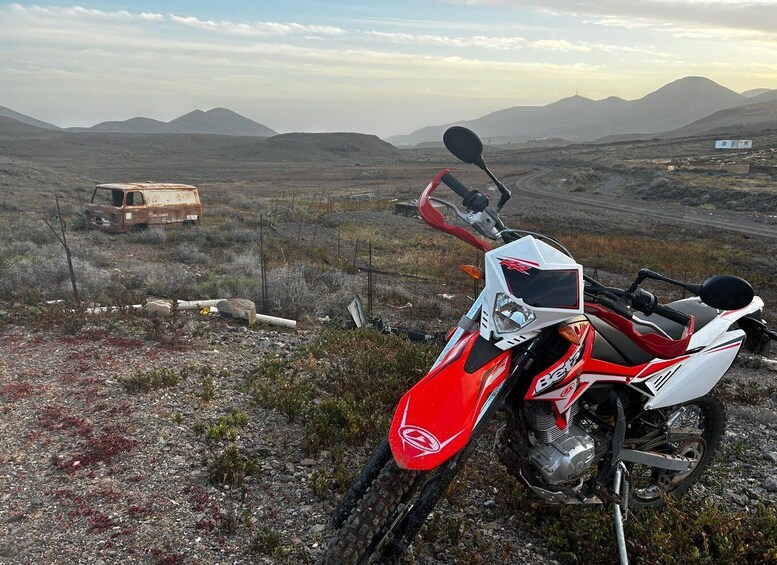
[0,188,483,323]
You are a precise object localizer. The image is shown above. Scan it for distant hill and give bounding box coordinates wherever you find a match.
[0,106,60,130]
[63,107,278,137]
[169,108,277,137]
[749,89,777,104]
[228,132,401,162]
[0,116,56,136]
[659,99,777,138]
[69,117,175,134]
[389,77,754,146]
[741,88,773,98]
[0,119,399,167]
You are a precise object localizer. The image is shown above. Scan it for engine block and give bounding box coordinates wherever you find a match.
[524,402,596,485]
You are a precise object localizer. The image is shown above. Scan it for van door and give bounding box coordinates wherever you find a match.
[125,191,149,228]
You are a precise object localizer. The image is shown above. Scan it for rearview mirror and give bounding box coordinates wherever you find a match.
[443,126,484,165]
[699,275,754,310]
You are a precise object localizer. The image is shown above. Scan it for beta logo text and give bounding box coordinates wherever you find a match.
[534,348,583,394]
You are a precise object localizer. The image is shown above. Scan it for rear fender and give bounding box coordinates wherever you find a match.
[389,332,511,470]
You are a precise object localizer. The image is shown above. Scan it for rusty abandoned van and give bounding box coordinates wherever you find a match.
[85,182,202,232]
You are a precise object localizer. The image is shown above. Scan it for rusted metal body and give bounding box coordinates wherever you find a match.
[85,182,202,232]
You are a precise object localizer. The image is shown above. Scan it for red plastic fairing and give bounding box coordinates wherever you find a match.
[418,170,493,253]
[389,332,511,470]
[584,302,695,359]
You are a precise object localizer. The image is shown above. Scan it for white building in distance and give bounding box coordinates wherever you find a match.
[715,140,753,149]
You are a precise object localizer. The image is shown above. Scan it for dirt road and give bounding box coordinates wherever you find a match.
[514,169,777,241]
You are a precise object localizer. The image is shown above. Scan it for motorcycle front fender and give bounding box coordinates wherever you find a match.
[388,332,512,470]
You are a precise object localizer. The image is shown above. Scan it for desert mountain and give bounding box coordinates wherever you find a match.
[0,117,398,167]
[741,88,773,98]
[226,132,401,162]
[69,117,176,134]
[64,108,278,137]
[389,77,754,146]
[0,116,57,136]
[0,105,60,130]
[169,108,277,137]
[659,99,777,138]
[748,89,777,104]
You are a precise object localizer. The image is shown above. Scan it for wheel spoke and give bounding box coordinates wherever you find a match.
[625,394,724,508]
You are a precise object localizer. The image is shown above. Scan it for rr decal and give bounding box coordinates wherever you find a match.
[498,257,539,275]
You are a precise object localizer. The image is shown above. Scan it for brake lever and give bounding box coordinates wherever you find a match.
[429,196,467,221]
[429,197,501,240]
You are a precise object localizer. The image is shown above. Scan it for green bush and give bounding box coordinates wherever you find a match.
[245,327,439,457]
[207,444,257,486]
[121,367,180,393]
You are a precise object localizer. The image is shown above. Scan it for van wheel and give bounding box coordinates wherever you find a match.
[133,224,149,232]
[183,221,195,227]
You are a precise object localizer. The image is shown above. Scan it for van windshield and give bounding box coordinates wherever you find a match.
[92,188,124,207]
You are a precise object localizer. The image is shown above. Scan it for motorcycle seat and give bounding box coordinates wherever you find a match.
[588,298,719,366]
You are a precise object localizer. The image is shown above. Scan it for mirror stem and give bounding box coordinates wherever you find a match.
[478,161,511,208]
[636,269,702,295]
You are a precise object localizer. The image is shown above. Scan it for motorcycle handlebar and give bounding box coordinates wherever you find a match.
[441,172,470,198]
[650,303,692,327]
[630,288,692,327]
[590,286,692,328]
[441,172,490,213]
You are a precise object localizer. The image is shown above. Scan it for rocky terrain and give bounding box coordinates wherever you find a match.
[1,310,776,564]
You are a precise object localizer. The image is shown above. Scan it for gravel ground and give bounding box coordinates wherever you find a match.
[0,317,557,564]
[0,319,322,564]
[1,315,775,564]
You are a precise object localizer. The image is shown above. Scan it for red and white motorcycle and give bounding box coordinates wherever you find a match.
[319,127,775,565]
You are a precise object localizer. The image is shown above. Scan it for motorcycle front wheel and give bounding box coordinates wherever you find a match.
[628,393,726,509]
[318,459,422,565]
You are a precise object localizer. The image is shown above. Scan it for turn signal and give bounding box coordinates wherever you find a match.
[559,321,590,345]
[459,265,484,280]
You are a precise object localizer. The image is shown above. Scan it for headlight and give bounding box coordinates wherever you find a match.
[493,292,535,334]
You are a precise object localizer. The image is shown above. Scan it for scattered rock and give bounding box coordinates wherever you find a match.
[145,298,173,317]
[217,298,257,325]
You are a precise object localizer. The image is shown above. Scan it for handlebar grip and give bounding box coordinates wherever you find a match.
[651,304,692,327]
[442,172,489,212]
[441,172,471,198]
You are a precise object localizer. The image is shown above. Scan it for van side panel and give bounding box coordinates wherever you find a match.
[86,184,201,232]
[143,189,201,227]
[143,190,198,206]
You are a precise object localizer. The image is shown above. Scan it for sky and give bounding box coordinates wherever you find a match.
[1,1,777,137]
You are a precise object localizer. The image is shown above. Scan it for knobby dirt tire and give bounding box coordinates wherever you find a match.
[629,393,726,509]
[332,437,391,529]
[318,460,419,565]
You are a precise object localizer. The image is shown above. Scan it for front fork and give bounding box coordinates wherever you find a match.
[430,290,486,370]
[379,337,542,559]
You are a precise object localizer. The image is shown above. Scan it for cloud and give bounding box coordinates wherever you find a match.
[168,14,346,36]
[363,31,677,58]
[5,4,345,37]
[9,3,163,21]
[443,0,777,39]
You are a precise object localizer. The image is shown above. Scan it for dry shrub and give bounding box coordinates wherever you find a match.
[126,262,194,299]
[0,241,112,300]
[227,251,263,277]
[171,242,208,265]
[265,264,360,319]
[130,227,167,244]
